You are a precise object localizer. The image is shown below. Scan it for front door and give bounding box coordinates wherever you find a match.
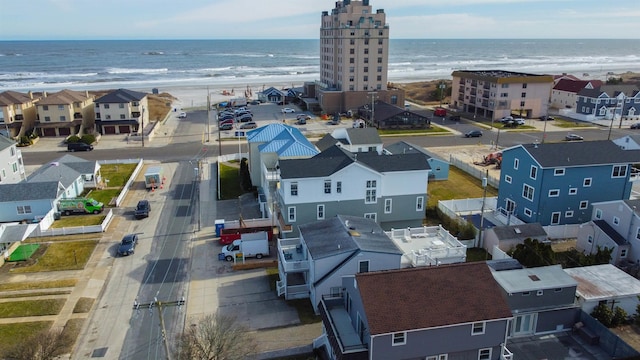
[512,313,536,337]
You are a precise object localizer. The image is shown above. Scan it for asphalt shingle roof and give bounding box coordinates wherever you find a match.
[356,262,512,335]
[344,128,381,145]
[593,219,628,245]
[95,88,147,103]
[0,181,62,202]
[27,154,95,188]
[553,79,602,93]
[37,89,91,105]
[300,215,402,260]
[518,141,640,168]
[0,136,17,152]
[491,223,547,240]
[315,134,339,152]
[0,90,35,106]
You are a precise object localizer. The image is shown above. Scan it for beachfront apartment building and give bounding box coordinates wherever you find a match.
[451,70,554,121]
[550,78,602,110]
[35,89,95,137]
[316,0,404,114]
[314,262,514,360]
[94,89,149,135]
[497,141,640,226]
[0,136,24,185]
[275,145,430,237]
[575,85,640,121]
[0,90,39,139]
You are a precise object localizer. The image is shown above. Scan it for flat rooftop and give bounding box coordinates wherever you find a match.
[564,264,640,301]
[491,265,577,293]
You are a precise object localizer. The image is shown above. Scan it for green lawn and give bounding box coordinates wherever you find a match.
[378,126,450,136]
[86,189,121,207]
[553,118,592,128]
[428,167,498,208]
[0,279,77,292]
[0,299,66,318]
[0,321,52,355]
[219,163,246,200]
[99,163,137,187]
[11,240,97,273]
[50,214,105,228]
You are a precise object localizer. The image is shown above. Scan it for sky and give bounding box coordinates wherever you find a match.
[1,0,639,40]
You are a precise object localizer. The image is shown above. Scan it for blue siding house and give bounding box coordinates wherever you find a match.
[314,262,514,360]
[497,141,640,226]
[576,85,640,121]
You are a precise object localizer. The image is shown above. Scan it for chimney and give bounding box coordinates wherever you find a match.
[43,91,48,97]
[28,91,33,100]
[85,90,89,98]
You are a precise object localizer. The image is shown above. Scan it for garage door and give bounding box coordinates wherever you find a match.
[118,125,131,134]
[103,126,116,134]
[58,128,70,136]
[43,128,56,137]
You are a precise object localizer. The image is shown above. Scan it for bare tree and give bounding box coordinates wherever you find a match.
[175,312,257,360]
[3,328,71,360]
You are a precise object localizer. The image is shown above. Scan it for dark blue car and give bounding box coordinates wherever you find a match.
[118,234,138,256]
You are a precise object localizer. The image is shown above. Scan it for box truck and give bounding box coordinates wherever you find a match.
[220,231,269,261]
[144,166,163,189]
[58,198,104,215]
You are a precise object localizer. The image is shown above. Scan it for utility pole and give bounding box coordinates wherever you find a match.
[478,171,488,255]
[206,88,210,142]
[141,107,145,148]
[368,91,377,128]
[439,83,446,107]
[134,294,185,360]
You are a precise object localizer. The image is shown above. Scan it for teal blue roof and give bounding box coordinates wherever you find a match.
[248,124,318,158]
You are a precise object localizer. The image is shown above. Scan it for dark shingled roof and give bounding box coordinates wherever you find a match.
[315,134,339,152]
[95,88,147,103]
[0,181,62,202]
[356,262,512,335]
[553,79,602,93]
[518,141,640,167]
[578,84,640,98]
[593,219,628,246]
[300,215,402,260]
[0,136,17,152]
[278,145,429,179]
[344,127,382,145]
[491,223,547,240]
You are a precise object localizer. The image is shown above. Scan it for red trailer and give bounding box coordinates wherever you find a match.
[219,226,275,245]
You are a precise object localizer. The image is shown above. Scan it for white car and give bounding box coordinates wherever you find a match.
[281,108,296,113]
[514,118,526,125]
[178,112,187,118]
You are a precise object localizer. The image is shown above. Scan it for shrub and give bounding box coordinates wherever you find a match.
[66,135,81,144]
[18,136,32,146]
[612,306,629,327]
[81,134,96,145]
[591,302,613,327]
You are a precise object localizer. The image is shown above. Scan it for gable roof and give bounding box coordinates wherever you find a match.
[593,219,628,245]
[278,145,430,179]
[384,141,435,159]
[300,215,402,260]
[578,85,640,99]
[343,128,382,145]
[315,134,339,152]
[491,264,577,294]
[553,79,603,93]
[247,123,312,145]
[95,88,147,103]
[0,90,34,106]
[491,223,547,240]
[27,155,96,188]
[38,89,91,105]
[513,141,640,168]
[356,262,512,334]
[0,135,17,152]
[0,181,63,202]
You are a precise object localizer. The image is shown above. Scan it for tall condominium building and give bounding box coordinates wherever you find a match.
[313,0,404,115]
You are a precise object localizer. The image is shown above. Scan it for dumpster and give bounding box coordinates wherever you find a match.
[215,219,225,237]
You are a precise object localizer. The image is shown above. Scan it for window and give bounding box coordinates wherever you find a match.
[555,288,563,292]
[522,83,528,89]
[580,201,588,209]
[551,212,561,225]
[290,183,298,196]
[612,165,627,178]
[588,235,593,244]
[522,291,531,296]
[472,322,485,335]
[43,105,49,111]
[584,178,592,187]
[58,104,64,110]
[120,114,126,119]
[565,210,574,217]
[595,208,603,219]
[12,162,18,173]
[364,213,377,221]
[416,196,424,211]
[521,92,527,98]
[104,104,110,109]
[324,180,331,194]
[549,189,560,197]
[317,205,325,220]
[17,205,32,214]
[505,175,512,183]
[59,115,66,121]
[392,332,406,346]
[514,158,519,170]
[569,188,577,195]
[621,249,628,258]
[336,181,342,193]
[385,199,392,213]
[119,103,124,108]
[554,168,565,176]
[288,207,296,222]
[358,260,369,273]
[365,180,377,203]
[350,48,355,54]
[613,216,620,225]
[524,208,532,217]
[523,184,534,201]
[537,290,544,296]
[530,166,537,179]
[478,348,492,360]
[427,355,448,360]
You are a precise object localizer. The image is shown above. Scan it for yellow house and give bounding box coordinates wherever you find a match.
[0,90,39,138]
[35,89,95,137]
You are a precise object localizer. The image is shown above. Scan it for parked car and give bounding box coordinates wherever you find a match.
[240,121,257,129]
[250,100,261,105]
[282,108,296,113]
[514,118,526,125]
[539,115,555,121]
[178,112,187,118]
[297,114,311,121]
[465,130,483,138]
[237,114,253,122]
[565,133,584,141]
[67,142,93,152]
[117,234,138,256]
[235,111,252,118]
[500,116,514,123]
[219,122,234,131]
[295,118,307,125]
[449,115,461,121]
[134,200,150,219]
[631,123,640,129]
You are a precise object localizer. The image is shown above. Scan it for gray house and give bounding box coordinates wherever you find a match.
[0,181,64,223]
[276,215,403,311]
[314,262,514,360]
[490,265,579,338]
[576,85,640,120]
[384,140,450,180]
[483,222,547,256]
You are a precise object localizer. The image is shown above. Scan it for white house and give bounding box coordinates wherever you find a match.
[0,136,24,185]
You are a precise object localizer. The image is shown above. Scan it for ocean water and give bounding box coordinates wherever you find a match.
[1,39,639,92]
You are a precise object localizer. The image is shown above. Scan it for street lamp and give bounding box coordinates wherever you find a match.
[439,83,446,107]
